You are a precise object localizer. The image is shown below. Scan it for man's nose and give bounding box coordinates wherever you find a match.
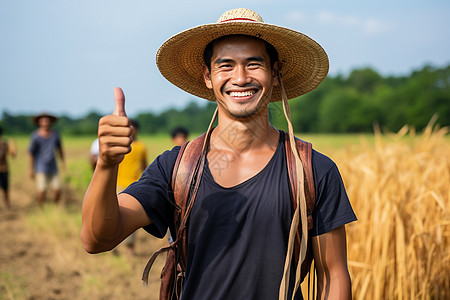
[231,66,251,86]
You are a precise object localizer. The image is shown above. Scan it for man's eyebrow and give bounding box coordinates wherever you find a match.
[213,56,266,64]
[247,56,265,62]
[214,58,234,65]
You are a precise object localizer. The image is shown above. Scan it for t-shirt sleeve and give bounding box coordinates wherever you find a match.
[311,151,357,237]
[28,132,38,155]
[122,146,180,238]
[55,132,62,149]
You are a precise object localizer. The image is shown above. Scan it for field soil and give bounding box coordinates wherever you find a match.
[0,141,167,300]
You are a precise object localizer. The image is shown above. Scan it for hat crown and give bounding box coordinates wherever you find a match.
[217,8,264,23]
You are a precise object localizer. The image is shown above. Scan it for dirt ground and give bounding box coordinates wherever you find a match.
[0,161,167,300]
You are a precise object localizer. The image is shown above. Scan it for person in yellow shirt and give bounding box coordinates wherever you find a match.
[117,119,148,255]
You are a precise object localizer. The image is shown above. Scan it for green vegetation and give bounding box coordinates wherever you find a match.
[1,65,449,135]
[270,65,450,133]
[0,272,28,299]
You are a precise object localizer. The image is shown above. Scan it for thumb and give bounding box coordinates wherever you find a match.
[113,87,127,117]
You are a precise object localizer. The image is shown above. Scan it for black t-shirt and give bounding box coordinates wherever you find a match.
[124,131,357,300]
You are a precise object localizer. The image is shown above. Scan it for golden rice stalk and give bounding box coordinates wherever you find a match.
[339,122,449,300]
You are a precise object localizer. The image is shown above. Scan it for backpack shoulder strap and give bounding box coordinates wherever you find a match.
[171,133,206,218]
[284,132,316,281]
[284,133,315,223]
[171,133,207,269]
[141,133,206,286]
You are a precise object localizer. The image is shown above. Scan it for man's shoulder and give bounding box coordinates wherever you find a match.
[155,145,182,169]
[311,149,336,171]
[30,130,39,138]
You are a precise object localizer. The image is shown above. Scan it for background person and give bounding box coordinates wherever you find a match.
[89,138,99,171]
[28,113,65,207]
[0,126,16,209]
[171,126,189,147]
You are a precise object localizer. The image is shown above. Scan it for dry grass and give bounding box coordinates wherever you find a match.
[337,121,450,299]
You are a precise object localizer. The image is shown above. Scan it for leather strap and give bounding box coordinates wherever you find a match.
[172,133,207,268]
[142,244,173,285]
[284,135,315,283]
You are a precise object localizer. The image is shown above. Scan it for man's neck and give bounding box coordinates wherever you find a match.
[211,107,278,155]
[38,127,52,137]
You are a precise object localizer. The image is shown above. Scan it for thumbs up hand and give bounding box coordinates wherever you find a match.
[97,87,132,168]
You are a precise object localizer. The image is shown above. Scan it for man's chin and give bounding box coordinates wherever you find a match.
[228,107,260,119]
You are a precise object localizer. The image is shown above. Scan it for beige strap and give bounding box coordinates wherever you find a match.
[278,72,308,300]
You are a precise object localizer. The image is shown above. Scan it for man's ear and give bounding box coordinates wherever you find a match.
[272,61,282,87]
[203,66,213,89]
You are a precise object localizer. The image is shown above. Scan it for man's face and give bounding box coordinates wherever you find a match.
[203,36,278,119]
[172,134,188,147]
[38,117,52,129]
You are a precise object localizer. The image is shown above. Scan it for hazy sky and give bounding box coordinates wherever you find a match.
[1,0,449,118]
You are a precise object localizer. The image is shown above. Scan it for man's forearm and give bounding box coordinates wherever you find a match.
[29,155,35,177]
[316,270,352,300]
[81,164,123,253]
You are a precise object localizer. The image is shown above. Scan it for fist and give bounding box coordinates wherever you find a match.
[97,87,132,168]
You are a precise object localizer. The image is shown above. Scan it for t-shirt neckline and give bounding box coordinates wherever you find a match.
[204,131,284,190]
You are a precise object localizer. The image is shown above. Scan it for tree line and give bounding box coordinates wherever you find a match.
[1,64,449,136]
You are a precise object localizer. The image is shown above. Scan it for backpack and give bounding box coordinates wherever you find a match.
[142,130,316,300]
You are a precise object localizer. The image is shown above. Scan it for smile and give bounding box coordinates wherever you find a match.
[229,90,255,97]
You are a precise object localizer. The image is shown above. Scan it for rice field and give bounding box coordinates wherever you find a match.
[1,125,449,299]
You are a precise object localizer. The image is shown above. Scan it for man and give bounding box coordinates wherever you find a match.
[116,119,148,255]
[171,126,189,147]
[29,113,65,207]
[81,8,356,300]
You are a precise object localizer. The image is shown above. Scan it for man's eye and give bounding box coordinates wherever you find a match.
[219,64,232,68]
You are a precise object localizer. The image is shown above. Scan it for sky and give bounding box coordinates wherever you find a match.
[1,0,449,118]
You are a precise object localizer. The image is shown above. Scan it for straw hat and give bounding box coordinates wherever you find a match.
[156,8,329,102]
[32,113,58,125]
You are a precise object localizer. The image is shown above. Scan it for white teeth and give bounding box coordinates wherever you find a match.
[229,91,254,97]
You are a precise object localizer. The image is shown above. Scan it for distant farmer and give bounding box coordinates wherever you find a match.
[0,126,16,209]
[29,113,65,207]
[116,119,148,255]
[82,8,356,300]
[171,126,189,147]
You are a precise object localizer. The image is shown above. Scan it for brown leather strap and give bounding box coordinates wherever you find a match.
[284,134,315,281]
[141,134,207,288]
[171,140,190,208]
[173,133,207,269]
[172,108,217,270]
[142,244,173,285]
[172,133,206,220]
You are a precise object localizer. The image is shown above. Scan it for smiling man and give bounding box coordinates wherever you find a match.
[81,8,356,300]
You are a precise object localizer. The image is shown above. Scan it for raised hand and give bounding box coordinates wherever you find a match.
[97,87,132,168]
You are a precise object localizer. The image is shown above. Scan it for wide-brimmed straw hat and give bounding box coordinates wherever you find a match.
[156,8,329,102]
[32,113,58,125]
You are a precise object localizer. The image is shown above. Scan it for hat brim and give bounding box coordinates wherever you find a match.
[156,21,329,102]
[33,114,58,125]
